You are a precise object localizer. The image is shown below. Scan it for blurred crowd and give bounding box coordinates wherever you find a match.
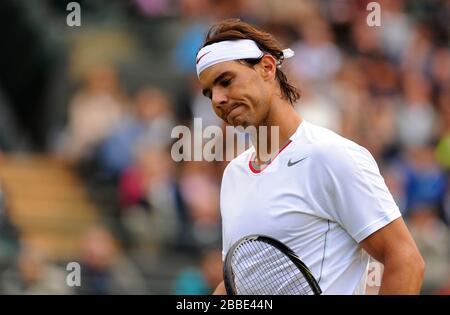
[0,0,449,294]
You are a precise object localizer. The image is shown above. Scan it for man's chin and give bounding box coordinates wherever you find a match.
[230,120,250,128]
[226,116,246,127]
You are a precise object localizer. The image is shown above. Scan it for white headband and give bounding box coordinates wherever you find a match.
[196,39,294,77]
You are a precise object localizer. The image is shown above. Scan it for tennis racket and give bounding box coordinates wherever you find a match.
[223,234,322,295]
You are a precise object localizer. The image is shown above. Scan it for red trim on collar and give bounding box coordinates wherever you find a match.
[248,140,292,174]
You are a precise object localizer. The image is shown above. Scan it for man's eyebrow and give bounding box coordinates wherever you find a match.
[202,71,232,97]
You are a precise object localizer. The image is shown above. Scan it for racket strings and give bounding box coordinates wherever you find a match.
[233,241,298,294]
[236,241,282,294]
[231,240,313,295]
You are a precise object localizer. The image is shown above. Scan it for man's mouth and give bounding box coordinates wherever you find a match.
[225,103,243,120]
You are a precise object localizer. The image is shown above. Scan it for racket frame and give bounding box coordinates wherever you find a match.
[223,234,322,295]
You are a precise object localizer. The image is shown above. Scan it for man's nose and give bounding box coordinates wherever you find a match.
[212,88,228,108]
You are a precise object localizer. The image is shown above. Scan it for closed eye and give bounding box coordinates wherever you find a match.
[202,79,232,99]
[201,71,234,100]
[220,78,232,87]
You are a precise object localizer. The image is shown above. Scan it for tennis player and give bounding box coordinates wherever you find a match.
[196,19,425,295]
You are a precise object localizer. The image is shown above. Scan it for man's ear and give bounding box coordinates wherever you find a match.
[257,55,277,81]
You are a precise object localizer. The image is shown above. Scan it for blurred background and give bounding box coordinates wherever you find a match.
[0,0,448,295]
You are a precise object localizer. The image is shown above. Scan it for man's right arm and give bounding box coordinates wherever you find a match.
[213,281,227,295]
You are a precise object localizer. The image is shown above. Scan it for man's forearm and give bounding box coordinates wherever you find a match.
[378,255,425,294]
[213,281,227,295]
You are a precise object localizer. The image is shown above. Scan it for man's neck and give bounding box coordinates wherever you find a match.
[251,100,302,166]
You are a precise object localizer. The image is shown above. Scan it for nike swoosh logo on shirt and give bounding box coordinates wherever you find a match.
[196,51,211,64]
[287,157,308,167]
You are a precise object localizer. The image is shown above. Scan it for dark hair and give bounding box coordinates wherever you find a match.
[201,18,300,105]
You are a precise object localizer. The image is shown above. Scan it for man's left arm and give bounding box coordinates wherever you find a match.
[315,144,425,294]
[360,217,425,294]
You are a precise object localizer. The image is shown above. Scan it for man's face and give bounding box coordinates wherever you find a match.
[198,60,273,127]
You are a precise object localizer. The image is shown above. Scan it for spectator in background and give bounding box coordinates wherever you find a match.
[290,18,342,91]
[172,247,222,294]
[98,87,175,180]
[379,0,412,62]
[365,96,399,161]
[329,59,371,146]
[407,205,450,294]
[401,23,434,75]
[0,244,72,295]
[396,72,436,149]
[401,145,447,220]
[350,14,382,56]
[119,147,179,249]
[77,225,148,295]
[366,54,399,99]
[430,48,450,93]
[57,63,127,165]
[177,161,221,249]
